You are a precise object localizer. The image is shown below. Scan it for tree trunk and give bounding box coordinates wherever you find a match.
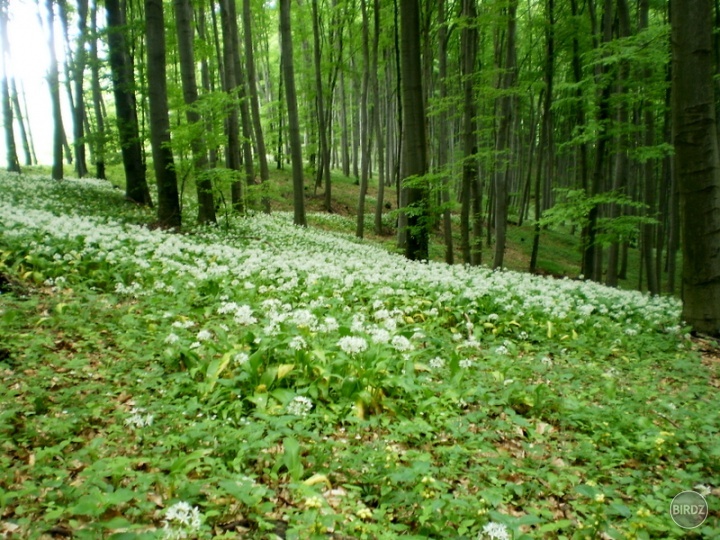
[72,0,89,177]
[46,0,64,180]
[399,0,429,260]
[174,0,216,224]
[243,0,271,213]
[460,0,478,265]
[436,0,453,263]
[219,0,244,212]
[311,0,332,212]
[0,0,20,173]
[105,0,151,204]
[356,0,373,238]
[672,0,720,336]
[493,0,518,269]
[279,0,307,226]
[89,1,106,178]
[372,0,386,236]
[145,0,181,228]
[10,78,32,166]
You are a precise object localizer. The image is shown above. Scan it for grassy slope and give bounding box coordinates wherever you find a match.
[0,171,717,540]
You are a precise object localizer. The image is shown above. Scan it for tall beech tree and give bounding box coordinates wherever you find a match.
[400,0,429,260]
[45,0,64,180]
[145,0,180,228]
[672,0,720,336]
[280,0,306,226]
[174,0,216,224]
[105,0,152,205]
[0,0,19,173]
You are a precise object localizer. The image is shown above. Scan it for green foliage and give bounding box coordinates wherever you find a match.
[540,188,657,246]
[0,173,718,538]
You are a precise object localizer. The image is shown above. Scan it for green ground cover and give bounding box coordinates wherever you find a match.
[0,172,718,539]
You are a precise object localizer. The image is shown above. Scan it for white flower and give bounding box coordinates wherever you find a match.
[196,329,213,342]
[459,358,473,369]
[321,316,339,332]
[480,521,510,540]
[163,501,202,539]
[287,396,313,416]
[694,484,712,497]
[495,345,509,355]
[338,336,368,355]
[429,357,445,369]
[217,301,239,314]
[289,336,307,350]
[125,407,154,428]
[234,305,257,326]
[391,335,413,352]
[369,327,391,344]
[540,356,553,366]
[233,352,249,365]
[164,332,180,345]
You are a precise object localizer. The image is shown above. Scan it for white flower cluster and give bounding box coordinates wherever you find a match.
[480,521,510,540]
[162,501,202,539]
[286,396,313,417]
[338,336,368,355]
[125,407,154,429]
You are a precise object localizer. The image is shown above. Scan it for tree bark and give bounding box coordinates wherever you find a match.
[279,0,307,226]
[493,0,518,269]
[89,1,106,178]
[105,0,151,204]
[0,0,20,173]
[145,0,181,228]
[174,0,216,224]
[243,0,271,213]
[46,0,64,180]
[399,0,429,260]
[460,0,478,265]
[73,0,89,177]
[672,0,720,335]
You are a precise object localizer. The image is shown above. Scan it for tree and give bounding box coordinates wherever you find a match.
[242,0,271,213]
[45,0,64,180]
[0,0,20,173]
[105,0,152,205]
[279,0,306,227]
[399,0,429,260]
[72,0,89,178]
[89,1,106,178]
[174,0,216,224]
[672,0,720,336]
[145,0,180,228]
[492,0,519,269]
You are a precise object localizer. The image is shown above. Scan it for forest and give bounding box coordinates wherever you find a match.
[0,0,719,538]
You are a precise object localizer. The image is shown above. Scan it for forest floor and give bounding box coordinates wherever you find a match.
[1,171,718,539]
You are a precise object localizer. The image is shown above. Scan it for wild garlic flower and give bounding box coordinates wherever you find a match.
[125,408,154,428]
[162,501,202,539]
[233,305,257,326]
[287,396,313,416]
[338,336,368,355]
[289,336,307,350]
[429,357,445,369]
[480,521,510,540]
[391,335,413,352]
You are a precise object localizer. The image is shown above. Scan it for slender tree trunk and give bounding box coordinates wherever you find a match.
[219,0,244,212]
[0,0,20,173]
[312,0,332,212]
[639,0,659,295]
[357,0,373,238]
[372,0,386,235]
[145,0,180,228]
[460,0,478,265]
[672,0,720,335]
[72,0,89,177]
[493,0,518,269]
[243,0,271,213]
[10,78,32,166]
[46,0,64,180]
[280,0,306,226]
[436,0,453,263]
[400,0,429,260]
[340,69,350,177]
[174,0,216,224]
[90,1,106,178]
[106,0,151,204]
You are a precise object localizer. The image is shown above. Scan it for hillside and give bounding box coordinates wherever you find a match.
[0,172,718,539]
